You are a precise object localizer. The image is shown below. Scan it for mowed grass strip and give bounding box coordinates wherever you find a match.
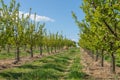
[62,49,89,80]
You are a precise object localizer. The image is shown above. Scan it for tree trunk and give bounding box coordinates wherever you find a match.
[30,45,33,58]
[39,46,42,56]
[24,44,27,51]
[51,47,53,53]
[111,53,115,73]
[7,44,10,53]
[92,50,94,59]
[16,46,20,62]
[47,46,50,54]
[55,47,56,53]
[101,49,104,67]
[95,50,99,61]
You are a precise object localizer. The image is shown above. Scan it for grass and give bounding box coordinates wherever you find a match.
[66,49,89,80]
[0,48,87,80]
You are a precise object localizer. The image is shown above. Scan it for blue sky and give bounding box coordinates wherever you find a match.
[4,0,85,42]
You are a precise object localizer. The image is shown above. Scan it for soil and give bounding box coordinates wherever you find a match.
[1,48,120,79]
[0,53,49,71]
[80,48,120,80]
[0,49,63,71]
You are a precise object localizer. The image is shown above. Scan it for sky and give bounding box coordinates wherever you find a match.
[4,0,85,42]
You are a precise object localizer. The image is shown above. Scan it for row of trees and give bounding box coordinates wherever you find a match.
[73,0,120,73]
[0,0,76,63]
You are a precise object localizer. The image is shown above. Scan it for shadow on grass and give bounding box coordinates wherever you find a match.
[18,64,40,69]
[116,61,120,67]
[0,72,25,80]
[0,69,63,80]
[40,63,66,72]
[38,58,54,63]
[68,71,90,79]
[54,56,71,64]
[19,69,63,80]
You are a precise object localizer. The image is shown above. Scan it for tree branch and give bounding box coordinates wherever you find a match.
[103,20,117,38]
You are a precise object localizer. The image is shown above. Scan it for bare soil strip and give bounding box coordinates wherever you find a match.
[80,48,120,79]
[0,53,53,71]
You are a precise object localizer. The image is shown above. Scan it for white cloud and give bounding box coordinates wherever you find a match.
[19,11,55,22]
[71,38,78,42]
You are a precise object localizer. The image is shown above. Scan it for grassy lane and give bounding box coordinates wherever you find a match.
[65,49,87,80]
[0,48,86,80]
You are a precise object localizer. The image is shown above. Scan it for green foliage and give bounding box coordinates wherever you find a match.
[0,0,75,60]
[72,0,120,73]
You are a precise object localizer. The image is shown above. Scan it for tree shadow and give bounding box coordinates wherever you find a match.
[18,64,40,69]
[68,71,91,79]
[40,63,66,72]
[0,72,25,79]
[0,67,63,80]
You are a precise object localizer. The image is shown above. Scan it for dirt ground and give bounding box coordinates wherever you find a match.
[0,53,49,70]
[80,48,120,80]
[1,48,120,79]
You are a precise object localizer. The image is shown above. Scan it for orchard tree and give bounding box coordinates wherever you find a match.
[73,0,120,73]
[36,23,45,56]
